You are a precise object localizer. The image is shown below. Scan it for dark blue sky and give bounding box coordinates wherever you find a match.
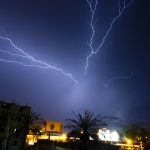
[0,0,150,127]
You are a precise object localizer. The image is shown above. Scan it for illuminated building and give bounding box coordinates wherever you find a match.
[45,121,63,133]
[26,121,67,145]
[0,100,31,150]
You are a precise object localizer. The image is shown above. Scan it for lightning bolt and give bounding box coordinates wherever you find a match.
[85,0,135,73]
[0,0,135,85]
[0,34,78,83]
[96,69,134,88]
[85,0,98,74]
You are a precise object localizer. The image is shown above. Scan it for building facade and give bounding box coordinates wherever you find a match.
[26,121,67,145]
[0,100,31,150]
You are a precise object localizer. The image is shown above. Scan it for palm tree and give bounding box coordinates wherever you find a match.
[24,111,45,146]
[28,111,45,137]
[22,111,44,136]
[65,110,106,150]
[29,111,44,127]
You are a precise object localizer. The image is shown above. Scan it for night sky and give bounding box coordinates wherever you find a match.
[0,0,150,127]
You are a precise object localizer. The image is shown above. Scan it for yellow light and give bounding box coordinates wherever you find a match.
[126,139,132,145]
[62,134,67,139]
[26,133,67,143]
[50,134,67,142]
[28,141,34,145]
[81,131,84,134]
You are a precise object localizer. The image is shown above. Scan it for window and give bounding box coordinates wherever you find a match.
[2,103,10,109]
[17,106,24,111]
[15,117,22,123]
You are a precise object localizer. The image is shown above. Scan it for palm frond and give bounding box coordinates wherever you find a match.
[65,110,107,141]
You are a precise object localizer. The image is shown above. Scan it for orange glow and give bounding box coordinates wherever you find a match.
[26,133,67,145]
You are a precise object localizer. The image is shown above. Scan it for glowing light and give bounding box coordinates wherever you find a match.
[50,134,67,142]
[98,128,120,142]
[98,128,110,141]
[28,141,34,145]
[126,139,132,145]
[14,128,16,133]
[110,131,119,142]
[0,34,78,83]
[26,134,67,143]
[85,0,135,73]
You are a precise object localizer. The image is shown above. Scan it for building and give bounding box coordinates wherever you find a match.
[44,121,63,134]
[0,100,31,150]
[26,121,67,145]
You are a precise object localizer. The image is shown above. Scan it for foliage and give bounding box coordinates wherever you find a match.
[141,128,150,147]
[29,112,44,125]
[28,111,45,135]
[123,124,146,144]
[65,110,107,142]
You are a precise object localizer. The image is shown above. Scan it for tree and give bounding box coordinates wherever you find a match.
[28,111,45,138]
[23,111,45,147]
[123,124,146,148]
[65,110,106,150]
[29,111,44,127]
